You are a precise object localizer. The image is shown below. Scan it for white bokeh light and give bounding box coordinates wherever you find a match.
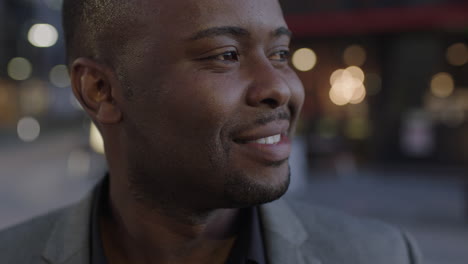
[349,85,367,104]
[28,24,59,48]
[329,66,367,106]
[7,57,32,81]
[17,117,41,142]
[292,48,317,72]
[346,66,365,82]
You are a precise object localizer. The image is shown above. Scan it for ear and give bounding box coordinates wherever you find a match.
[70,58,122,124]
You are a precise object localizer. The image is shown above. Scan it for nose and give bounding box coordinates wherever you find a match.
[245,59,291,109]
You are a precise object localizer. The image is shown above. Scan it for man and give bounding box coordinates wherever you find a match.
[0,0,421,263]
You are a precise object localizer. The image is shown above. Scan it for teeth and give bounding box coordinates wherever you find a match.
[253,134,281,145]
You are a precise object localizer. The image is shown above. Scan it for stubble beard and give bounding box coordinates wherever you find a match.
[222,163,291,208]
[127,163,291,207]
[125,136,291,220]
[126,161,291,217]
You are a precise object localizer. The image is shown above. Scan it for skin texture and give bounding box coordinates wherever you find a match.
[70,0,304,263]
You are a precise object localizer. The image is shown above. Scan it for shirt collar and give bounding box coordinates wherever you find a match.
[90,178,108,264]
[226,207,267,264]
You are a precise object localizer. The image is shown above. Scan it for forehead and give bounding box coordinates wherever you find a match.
[143,0,287,38]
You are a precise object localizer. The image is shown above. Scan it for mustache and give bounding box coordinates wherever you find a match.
[229,109,292,139]
[254,110,291,126]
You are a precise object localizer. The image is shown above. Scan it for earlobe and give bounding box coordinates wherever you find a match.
[97,101,122,124]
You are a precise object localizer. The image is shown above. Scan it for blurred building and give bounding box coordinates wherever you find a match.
[280,0,468,171]
[0,0,83,145]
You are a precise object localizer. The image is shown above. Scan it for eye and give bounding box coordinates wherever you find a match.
[269,50,290,62]
[205,51,240,62]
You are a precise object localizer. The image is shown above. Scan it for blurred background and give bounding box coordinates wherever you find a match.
[1,0,467,263]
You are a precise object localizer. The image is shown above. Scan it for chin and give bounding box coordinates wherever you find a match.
[222,162,291,208]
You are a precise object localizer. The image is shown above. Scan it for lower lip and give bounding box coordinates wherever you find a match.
[234,135,291,163]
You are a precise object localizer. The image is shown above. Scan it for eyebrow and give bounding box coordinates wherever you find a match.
[188,26,250,41]
[187,26,292,41]
[273,27,293,38]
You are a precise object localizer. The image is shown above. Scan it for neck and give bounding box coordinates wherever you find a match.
[99,176,243,264]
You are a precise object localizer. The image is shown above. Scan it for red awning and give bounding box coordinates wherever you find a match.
[286,3,468,37]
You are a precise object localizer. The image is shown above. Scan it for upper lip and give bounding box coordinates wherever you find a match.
[233,120,290,143]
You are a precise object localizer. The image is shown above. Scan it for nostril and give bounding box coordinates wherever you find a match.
[261,98,279,108]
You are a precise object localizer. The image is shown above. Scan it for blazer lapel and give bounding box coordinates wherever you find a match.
[41,186,321,264]
[42,190,95,264]
[260,198,322,264]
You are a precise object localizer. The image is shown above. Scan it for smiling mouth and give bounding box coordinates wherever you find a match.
[232,133,291,164]
[236,134,282,145]
[230,116,292,163]
[249,134,282,144]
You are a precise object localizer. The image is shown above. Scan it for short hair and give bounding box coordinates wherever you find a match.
[62,0,140,67]
[62,0,149,98]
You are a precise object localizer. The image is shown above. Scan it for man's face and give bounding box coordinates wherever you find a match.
[115,0,304,209]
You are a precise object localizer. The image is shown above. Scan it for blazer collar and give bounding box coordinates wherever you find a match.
[260,198,322,264]
[42,185,320,264]
[42,189,96,264]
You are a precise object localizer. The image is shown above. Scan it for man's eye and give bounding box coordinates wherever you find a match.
[214,51,240,62]
[203,51,239,62]
[270,50,290,62]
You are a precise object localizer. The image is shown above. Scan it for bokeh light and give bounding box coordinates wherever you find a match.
[28,24,58,48]
[90,123,105,154]
[430,72,454,98]
[49,65,70,88]
[7,57,32,81]
[329,84,351,106]
[329,66,367,106]
[343,45,367,66]
[346,66,365,82]
[17,117,41,142]
[330,69,346,86]
[292,48,317,72]
[349,85,367,104]
[446,43,468,66]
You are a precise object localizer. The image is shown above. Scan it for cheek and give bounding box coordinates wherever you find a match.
[160,71,245,140]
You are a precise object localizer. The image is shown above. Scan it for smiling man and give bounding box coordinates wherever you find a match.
[0,0,421,263]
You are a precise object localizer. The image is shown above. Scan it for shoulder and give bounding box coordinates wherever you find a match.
[0,187,96,263]
[0,209,64,263]
[288,199,401,238]
[281,198,421,264]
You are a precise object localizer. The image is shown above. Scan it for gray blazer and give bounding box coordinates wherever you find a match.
[0,186,421,264]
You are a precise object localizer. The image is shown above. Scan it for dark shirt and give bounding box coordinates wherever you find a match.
[90,180,267,264]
